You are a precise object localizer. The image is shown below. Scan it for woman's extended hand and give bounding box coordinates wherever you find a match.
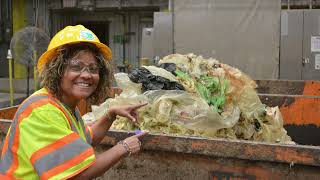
[119,131,148,156]
[107,103,148,123]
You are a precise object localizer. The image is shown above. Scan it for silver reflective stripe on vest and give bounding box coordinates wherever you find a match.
[33,137,92,177]
[0,95,48,173]
[74,109,92,144]
[64,112,79,134]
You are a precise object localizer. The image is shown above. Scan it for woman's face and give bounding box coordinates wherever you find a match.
[60,50,100,104]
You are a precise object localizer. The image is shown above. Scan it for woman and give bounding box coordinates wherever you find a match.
[0,25,147,179]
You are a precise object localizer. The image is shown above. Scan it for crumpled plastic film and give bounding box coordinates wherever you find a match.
[159,63,177,75]
[92,94,149,121]
[236,85,266,120]
[114,73,142,97]
[143,66,178,82]
[145,90,240,132]
[84,53,294,144]
[159,54,191,72]
[82,112,95,125]
[128,67,184,92]
[252,107,294,144]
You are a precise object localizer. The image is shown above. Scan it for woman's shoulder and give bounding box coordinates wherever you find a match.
[18,98,70,128]
[17,88,67,117]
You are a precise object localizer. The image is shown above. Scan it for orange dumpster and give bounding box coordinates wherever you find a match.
[0,80,319,179]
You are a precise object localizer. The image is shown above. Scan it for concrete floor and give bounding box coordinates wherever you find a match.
[0,93,26,108]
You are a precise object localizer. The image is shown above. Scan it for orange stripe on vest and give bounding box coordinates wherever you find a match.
[1,93,48,156]
[30,133,80,166]
[40,148,94,180]
[6,98,51,177]
[0,173,19,180]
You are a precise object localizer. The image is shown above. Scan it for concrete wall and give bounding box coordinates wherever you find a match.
[173,0,281,79]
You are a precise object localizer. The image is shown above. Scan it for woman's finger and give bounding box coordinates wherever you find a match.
[127,114,136,122]
[131,111,138,120]
[133,131,148,139]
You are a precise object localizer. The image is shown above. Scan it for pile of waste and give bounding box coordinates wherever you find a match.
[88,53,294,144]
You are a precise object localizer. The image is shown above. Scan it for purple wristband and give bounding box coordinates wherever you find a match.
[135,130,142,135]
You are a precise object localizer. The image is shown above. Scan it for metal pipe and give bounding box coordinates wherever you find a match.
[33,51,38,91]
[128,13,132,67]
[6,0,10,19]
[6,0,13,39]
[7,50,14,106]
[309,0,312,9]
[171,0,175,53]
[122,13,126,68]
[27,61,30,97]
[0,1,2,21]
[33,0,35,25]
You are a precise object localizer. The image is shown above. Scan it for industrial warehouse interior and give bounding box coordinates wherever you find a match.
[0,0,320,179]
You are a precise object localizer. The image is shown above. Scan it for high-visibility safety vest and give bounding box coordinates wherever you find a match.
[0,88,96,179]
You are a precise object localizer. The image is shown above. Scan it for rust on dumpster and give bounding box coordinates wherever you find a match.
[257,80,320,126]
[257,80,320,146]
[0,106,18,120]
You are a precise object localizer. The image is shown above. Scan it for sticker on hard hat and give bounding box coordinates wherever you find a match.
[80,30,94,40]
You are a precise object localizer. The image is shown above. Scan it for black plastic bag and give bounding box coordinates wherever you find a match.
[128,67,184,92]
[159,63,177,76]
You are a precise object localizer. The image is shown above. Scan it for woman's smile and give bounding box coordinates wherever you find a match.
[61,51,100,107]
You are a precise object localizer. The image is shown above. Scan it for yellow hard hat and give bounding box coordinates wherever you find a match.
[37,25,112,73]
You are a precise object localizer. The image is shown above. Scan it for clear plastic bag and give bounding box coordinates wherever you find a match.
[92,94,148,121]
[145,90,240,132]
[253,107,294,144]
[237,85,266,120]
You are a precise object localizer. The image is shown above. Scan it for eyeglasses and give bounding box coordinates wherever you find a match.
[67,60,101,74]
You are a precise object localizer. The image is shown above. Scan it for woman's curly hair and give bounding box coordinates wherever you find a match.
[39,42,113,105]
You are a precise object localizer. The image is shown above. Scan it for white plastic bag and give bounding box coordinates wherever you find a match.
[114,73,142,97]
